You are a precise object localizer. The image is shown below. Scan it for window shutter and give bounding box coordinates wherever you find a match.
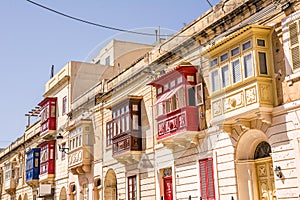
[207,158,215,199]
[199,161,207,199]
[199,158,215,200]
[289,21,300,70]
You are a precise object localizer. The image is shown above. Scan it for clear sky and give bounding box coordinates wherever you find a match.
[0,0,219,147]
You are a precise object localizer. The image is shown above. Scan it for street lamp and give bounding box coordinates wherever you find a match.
[56,133,69,154]
[274,166,283,178]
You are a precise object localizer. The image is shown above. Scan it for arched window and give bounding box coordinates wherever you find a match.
[254,141,271,159]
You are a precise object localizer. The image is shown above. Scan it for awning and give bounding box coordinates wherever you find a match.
[154,87,181,106]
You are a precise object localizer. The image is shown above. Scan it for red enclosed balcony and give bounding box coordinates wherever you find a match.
[38,140,55,184]
[149,62,202,148]
[38,97,57,139]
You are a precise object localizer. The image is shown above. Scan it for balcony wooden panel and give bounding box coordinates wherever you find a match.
[68,147,92,175]
[211,80,274,125]
[155,106,200,149]
[157,106,199,140]
[112,134,142,164]
[4,178,16,195]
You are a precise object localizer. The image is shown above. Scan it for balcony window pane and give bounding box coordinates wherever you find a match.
[220,53,228,62]
[132,114,139,130]
[188,86,196,106]
[259,52,268,74]
[177,76,183,84]
[232,60,241,83]
[196,83,203,105]
[121,116,125,133]
[221,65,230,88]
[51,105,55,117]
[210,58,218,67]
[177,87,185,108]
[79,135,82,147]
[157,103,163,116]
[242,41,251,51]
[171,95,178,111]
[211,70,220,92]
[132,104,138,112]
[126,115,130,131]
[244,53,253,78]
[164,83,169,91]
[231,47,239,56]
[257,39,265,47]
[165,100,171,113]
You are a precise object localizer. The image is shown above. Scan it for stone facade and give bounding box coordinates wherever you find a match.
[0,0,300,200]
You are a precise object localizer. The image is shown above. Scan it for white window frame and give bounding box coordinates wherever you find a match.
[211,70,220,93]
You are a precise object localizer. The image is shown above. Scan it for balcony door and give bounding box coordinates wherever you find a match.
[163,176,173,200]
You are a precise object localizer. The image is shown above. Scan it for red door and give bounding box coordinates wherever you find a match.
[163,176,173,200]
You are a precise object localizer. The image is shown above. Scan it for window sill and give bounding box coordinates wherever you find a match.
[285,71,300,86]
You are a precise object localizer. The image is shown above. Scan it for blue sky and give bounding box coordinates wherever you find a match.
[0,0,219,147]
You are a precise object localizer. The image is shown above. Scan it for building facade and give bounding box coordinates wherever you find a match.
[1,0,300,200]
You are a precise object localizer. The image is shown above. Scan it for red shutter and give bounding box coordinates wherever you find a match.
[199,158,215,200]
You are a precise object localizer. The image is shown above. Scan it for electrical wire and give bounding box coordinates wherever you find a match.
[25,0,192,37]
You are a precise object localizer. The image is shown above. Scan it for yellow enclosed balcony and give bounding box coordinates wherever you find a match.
[204,25,276,126]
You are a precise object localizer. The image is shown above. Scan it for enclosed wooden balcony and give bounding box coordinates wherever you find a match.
[39,140,55,184]
[25,148,40,188]
[205,25,276,127]
[107,97,143,164]
[68,119,93,175]
[38,97,57,140]
[149,63,202,149]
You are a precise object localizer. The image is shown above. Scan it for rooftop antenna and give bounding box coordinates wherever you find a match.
[50,65,54,78]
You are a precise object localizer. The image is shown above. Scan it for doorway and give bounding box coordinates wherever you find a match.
[254,142,276,200]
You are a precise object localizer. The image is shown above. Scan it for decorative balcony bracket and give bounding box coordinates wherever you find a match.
[113,151,142,165]
[159,131,200,151]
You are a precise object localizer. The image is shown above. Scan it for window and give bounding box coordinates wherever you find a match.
[221,65,230,88]
[50,105,56,117]
[244,53,254,78]
[258,52,268,74]
[289,21,300,70]
[62,96,67,115]
[199,158,215,200]
[106,122,113,146]
[242,41,251,51]
[196,83,203,105]
[257,39,266,47]
[211,70,220,92]
[187,86,196,106]
[105,56,110,66]
[232,59,241,83]
[40,146,48,163]
[220,52,228,62]
[128,176,137,200]
[210,58,218,67]
[231,47,239,56]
